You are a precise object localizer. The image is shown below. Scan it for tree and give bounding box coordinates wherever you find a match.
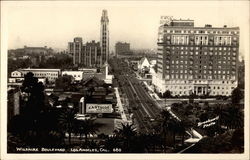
[176,120,188,146]
[116,123,137,152]
[186,129,243,153]
[224,106,243,130]
[163,90,172,98]
[215,104,243,130]
[58,108,76,146]
[231,128,244,153]
[231,87,243,104]
[154,110,173,152]
[20,72,46,115]
[55,75,73,91]
[189,92,196,103]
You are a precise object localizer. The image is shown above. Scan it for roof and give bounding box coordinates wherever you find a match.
[161,25,239,30]
[139,57,150,66]
[24,47,50,50]
[82,76,105,86]
[82,73,106,81]
[62,71,83,74]
[20,68,61,72]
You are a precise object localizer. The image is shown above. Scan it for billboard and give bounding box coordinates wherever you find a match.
[86,103,113,113]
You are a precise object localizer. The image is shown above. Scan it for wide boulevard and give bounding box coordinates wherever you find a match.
[111,58,162,133]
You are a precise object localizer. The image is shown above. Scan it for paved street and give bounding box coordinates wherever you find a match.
[118,74,161,133]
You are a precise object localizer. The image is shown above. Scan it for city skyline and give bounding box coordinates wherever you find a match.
[2,1,249,56]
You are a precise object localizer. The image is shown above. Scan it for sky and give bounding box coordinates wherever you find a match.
[2,1,249,56]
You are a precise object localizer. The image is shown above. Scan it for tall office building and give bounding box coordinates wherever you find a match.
[68,37,83,66]
[69,38,102,68]
[100,9,109,65]
[152,17,239,96]
[83,40,101,68]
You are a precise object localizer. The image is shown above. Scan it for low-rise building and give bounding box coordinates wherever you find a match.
[62,71,83,81]
[138,57,150,71]
[18,68,60,82]
[9,68,61,86]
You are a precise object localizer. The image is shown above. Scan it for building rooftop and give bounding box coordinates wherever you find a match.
[20,68,61,71]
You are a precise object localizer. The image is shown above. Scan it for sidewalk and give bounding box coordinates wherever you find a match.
[114,87,128,122]
[142,81,161,100]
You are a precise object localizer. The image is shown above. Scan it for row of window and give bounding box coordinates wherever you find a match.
[169,91,230,96]
[164,29,239,35]
[165,64,236,70]
[166,70,235,74]
[168,85,234,90]
[167,59,236,64]
[165,46,237,51]
[166,74,235,79]
[166,51,237,56]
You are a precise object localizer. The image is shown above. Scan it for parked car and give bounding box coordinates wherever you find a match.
[74,114,96,121]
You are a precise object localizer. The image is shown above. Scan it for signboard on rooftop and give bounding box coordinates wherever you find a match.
[86,103,113,113]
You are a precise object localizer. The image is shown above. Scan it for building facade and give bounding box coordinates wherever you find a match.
[115,42,131,56]
[11,68,61,83]
[8,46,53,56]
[152,17,239,96]
[62,71,84,81]
[83,41,102,68]
[68,37,83,66]
[69,10,110,68]
[100,9,109,64]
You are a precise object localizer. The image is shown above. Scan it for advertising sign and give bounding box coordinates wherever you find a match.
[86,103,113,113]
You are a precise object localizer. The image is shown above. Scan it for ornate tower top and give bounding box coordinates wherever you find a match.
[101,9,109,23]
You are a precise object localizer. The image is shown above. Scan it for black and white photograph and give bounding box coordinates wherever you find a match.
[0,1,249,160]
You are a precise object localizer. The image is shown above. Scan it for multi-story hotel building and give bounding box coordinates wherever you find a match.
[100,9,109,64]
[152,17,239,96]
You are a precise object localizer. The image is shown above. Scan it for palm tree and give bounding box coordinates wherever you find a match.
[215,104,243,130]
[58,108,76,146]
[224,106,243,130]
[176,119,192,146]
[214,104,229,132]
[104,135,122,153]
[156,109,173,152]
[116,123,137,152]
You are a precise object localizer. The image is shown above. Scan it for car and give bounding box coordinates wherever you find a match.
[150,118,155,122]
[74,114,96,121]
